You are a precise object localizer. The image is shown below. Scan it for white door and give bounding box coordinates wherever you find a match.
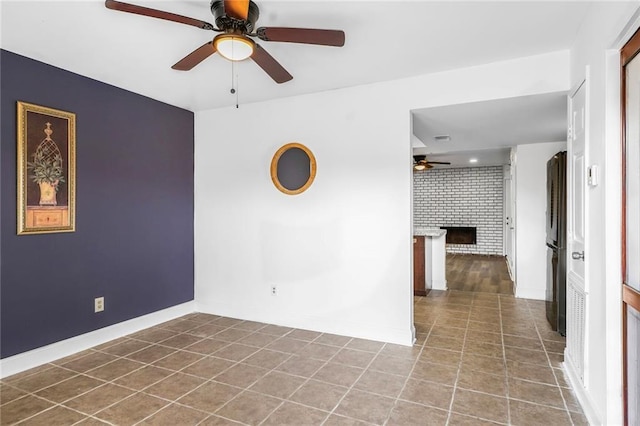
[566,80,588,382]
[504,175,516,278]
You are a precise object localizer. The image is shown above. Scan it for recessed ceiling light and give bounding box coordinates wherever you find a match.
[469,158,478,163]
[434,135,451,142]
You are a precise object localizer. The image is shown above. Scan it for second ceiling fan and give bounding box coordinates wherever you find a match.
[105,0,345,84]
[413,155,451,171]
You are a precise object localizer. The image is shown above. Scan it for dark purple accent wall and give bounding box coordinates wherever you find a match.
[0,50,195,358]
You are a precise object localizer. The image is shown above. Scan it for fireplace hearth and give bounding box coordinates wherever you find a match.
[440,226,477,244]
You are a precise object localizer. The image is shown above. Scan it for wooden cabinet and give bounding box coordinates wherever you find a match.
[413,236,427,296]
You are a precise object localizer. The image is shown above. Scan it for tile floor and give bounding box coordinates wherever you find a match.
[0,290,586,425]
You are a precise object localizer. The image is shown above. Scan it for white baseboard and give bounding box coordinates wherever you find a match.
[515,286,546,300]
[563,350,601,426]
[430,279,447,291]
[196,301,414,347]
[0,301,195,379]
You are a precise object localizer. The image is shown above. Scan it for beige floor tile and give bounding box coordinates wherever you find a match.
[560,386,584,413]
[214,317,244,327]
[506,360,557,385]
[152,350,204,370]
[212,343,259,361]
[457,368,507,397]
[354,369,406,398]
[199,414,245,425]
[508,377,565,408]
[138,403,209,425]
[261,401,328,425]
[451,388,508,424]
[386,400,448,426]
[0,395,54,424]
[296,343,341,361]
[410,360,458,386]
[334,389,396,424]
[509,399,572,426]
[126,344,176,364]
[266,337,309,354]
[332,348,376,368]
[570,410,590,425]
[187,323,228,338]
[419,347,462,368]
[130,328,175,343]
[287,329,322,341]
[315,334,352,347]
[448,413,504,425]
[215,328,253,343]
[378,343,422,360]
[249,371,306,399]
[144,372,206,400]
[312,363,364,387]
[36,375,104,403]
[231,321,268,332]
[96,392,169,424]
[461,353,506,376]
[114,365,174,390]
[369,354,415,377]
[60,351,118,373]
[0,383,28,405]
[17,405,86,425]
[259,324,294,337]
[215,390,282,425]
[64,383,135,414]
[503,335,544,351]
[159,334,203,349]
[86,358,145,381]
[425,335,465,352]
[289,379,348,411]
[74,417,112,425]
[181,356,235,379]
[463,340,504,359]
[238,332,279,348]
[346,338,385,353]
[177,381,241,413]
[243,349,291,369]
[322,414,376,425]
[275,355,326,377]
[399,378,454,410]
[214,363,269,388]
[10,366,76,393]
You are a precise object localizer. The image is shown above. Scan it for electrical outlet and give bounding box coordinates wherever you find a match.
[271,286,277,296]
[94,297,104,313]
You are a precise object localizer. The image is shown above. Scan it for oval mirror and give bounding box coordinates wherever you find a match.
[270,142,316,195]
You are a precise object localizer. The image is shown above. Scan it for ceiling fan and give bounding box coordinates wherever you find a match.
[104,0,345,84]
[413,155,451,171]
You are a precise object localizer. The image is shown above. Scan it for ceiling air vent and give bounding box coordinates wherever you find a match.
[434,135,451,142]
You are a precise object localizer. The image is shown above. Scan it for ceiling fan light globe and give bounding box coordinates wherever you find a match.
[414,164,426,171]
[214,34,255,61]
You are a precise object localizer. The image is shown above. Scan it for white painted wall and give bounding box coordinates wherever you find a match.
[194,51,569,346]
[513,142,567,300]
[569,3,640,425]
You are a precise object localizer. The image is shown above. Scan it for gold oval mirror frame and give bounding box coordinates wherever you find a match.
[270,142,317,195]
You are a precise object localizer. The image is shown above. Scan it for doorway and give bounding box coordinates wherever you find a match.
[621,28,640,426]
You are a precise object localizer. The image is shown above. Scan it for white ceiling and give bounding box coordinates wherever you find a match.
[1,1,590,112]
[411,92,568,168]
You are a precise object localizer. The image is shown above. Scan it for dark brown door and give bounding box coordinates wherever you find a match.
[413,236,426,296]
[621,29,640,425]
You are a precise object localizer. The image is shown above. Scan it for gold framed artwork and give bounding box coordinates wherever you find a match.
[17,101,76,235]
[270,142,316,195]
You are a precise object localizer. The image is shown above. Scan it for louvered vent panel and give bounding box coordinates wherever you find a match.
[567,276,586,382]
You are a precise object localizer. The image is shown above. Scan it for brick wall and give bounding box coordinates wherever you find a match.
[413,166,504,255]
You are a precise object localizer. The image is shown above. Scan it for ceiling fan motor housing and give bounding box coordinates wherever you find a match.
[210,0,260,33]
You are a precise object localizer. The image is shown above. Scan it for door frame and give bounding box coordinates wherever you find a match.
[621,28,640,426]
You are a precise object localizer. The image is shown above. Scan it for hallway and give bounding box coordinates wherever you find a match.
[446,254,514,295]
